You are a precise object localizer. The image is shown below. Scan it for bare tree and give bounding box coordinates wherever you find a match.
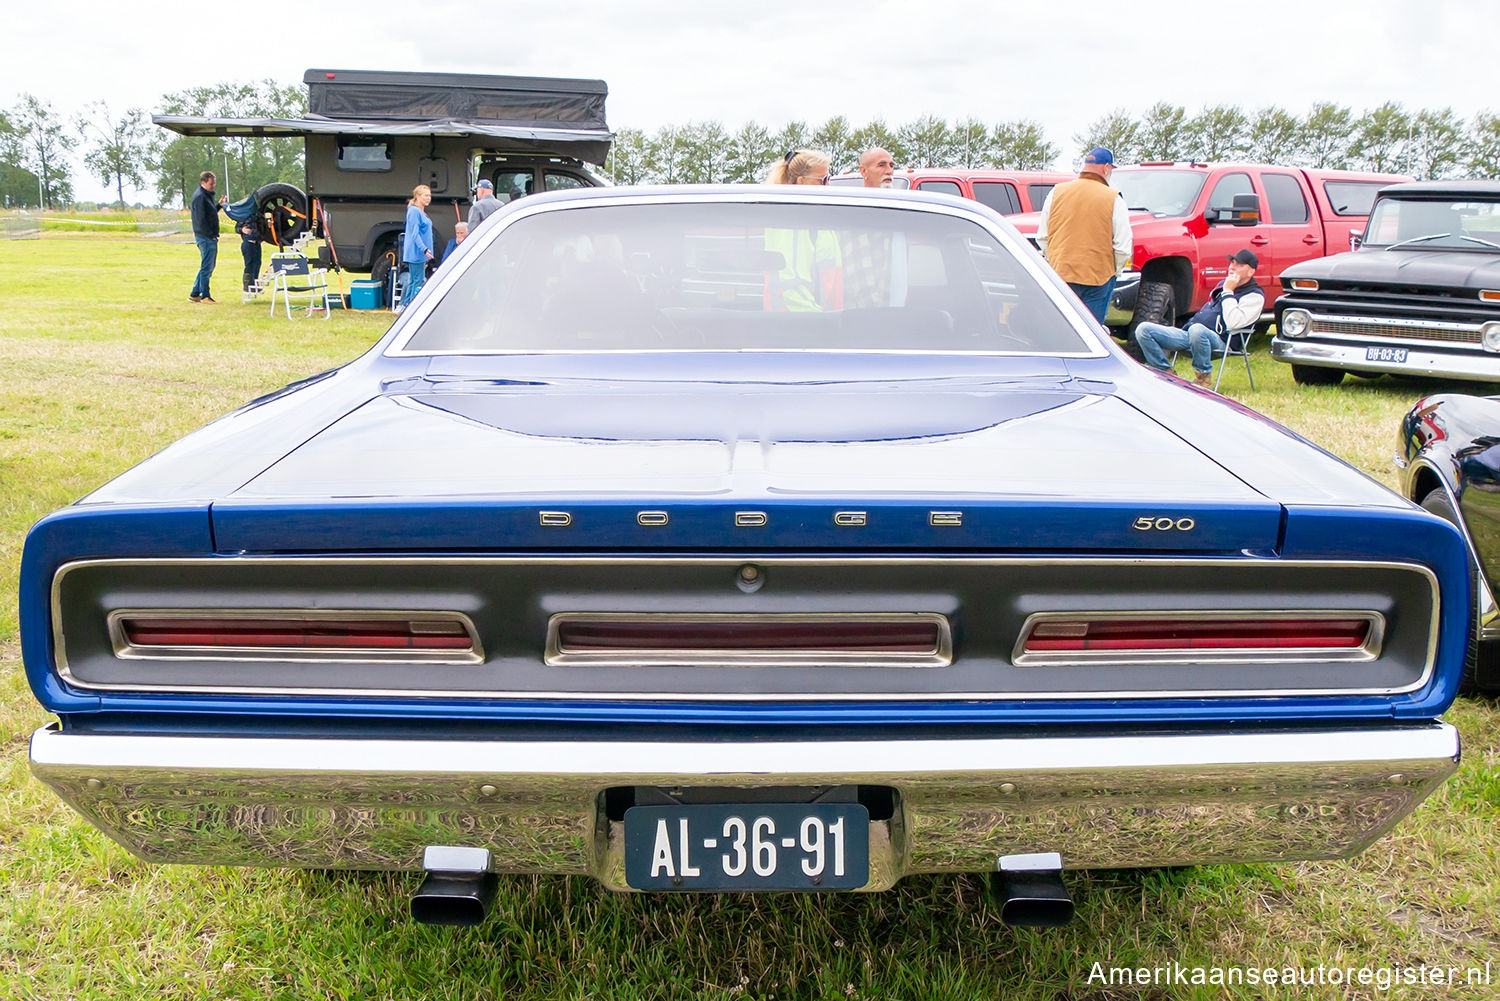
[77,102,150,207]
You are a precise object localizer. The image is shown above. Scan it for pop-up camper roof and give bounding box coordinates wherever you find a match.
[152,68,613,164]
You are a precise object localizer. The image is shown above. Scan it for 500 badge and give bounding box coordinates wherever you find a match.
[1133,516,1196,532]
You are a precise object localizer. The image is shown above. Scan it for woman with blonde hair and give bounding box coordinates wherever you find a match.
[764,148,832,186]
[399,184,434,310]
[763,149,842,311]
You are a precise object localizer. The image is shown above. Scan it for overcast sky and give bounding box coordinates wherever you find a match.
[5,0,1491,204]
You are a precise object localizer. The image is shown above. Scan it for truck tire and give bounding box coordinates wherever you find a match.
[1419,489,1491,695]
[254,182,310,248]
[1129,281,1176,332]
[1291,364,1345,387]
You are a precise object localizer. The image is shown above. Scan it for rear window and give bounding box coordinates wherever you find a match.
[1027,183,1057,210]
[398,202,1092,355]
[1323,181,1385,217]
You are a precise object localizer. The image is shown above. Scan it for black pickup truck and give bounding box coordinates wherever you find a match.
[1271,180,1500,386]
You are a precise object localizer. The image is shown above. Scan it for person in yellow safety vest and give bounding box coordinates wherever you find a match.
[763,149,843,312]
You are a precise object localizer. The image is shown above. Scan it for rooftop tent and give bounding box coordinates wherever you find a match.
[304,69,608,131]
[151,69,613,165]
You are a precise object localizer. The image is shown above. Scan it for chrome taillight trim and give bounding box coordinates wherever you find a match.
[50,556,1442,700]
[544,611,953,668]
[105,609,484,665]
[1012,610,1385,667]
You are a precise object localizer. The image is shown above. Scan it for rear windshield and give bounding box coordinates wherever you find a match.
[1363,196,1500,249]
[399,202,1092,355]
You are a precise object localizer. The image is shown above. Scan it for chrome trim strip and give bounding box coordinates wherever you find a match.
[29,723,1461,878]
[105,608,484,665]
[1012,609,1384,667]
[544,611,953,668]
[50,556,1443,701]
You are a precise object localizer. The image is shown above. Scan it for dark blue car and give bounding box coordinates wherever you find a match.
[23,186,1468,925]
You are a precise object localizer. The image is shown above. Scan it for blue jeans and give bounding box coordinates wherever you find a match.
[191,237,218,298]
[1067,276,1116,323]
[401,260,427,306]
[1135,321,1224,374]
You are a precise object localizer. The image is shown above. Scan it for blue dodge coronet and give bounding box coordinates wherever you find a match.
[22,187,1468,925]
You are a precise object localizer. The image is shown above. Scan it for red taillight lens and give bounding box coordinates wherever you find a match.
[1020,616,1374,659]
[547,613,952,666]
[119,616,473,652]
[557,619,941,653]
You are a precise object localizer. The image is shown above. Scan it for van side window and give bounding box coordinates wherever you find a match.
[336,138,393,172]
[1323,181,1385,217]
[1262,174,1310,224]
[971,182,1021,215]
[545,173,589,191]
[1207,173,1254,214]
[916,181,963,197]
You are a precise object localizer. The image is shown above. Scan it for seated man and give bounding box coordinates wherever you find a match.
[1134,249,1264,388]
[441,222,469,266]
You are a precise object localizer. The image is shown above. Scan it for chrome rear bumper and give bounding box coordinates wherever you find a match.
[30,723,1459,890]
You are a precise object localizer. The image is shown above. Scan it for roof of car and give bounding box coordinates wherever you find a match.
[1377,179,1500,196]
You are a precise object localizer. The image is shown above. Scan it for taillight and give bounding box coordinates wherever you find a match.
[1016,613,1379,665]
[112,612,480,662]
[547,612,951,667]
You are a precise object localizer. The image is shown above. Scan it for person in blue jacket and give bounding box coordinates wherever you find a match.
[399,184,434,310]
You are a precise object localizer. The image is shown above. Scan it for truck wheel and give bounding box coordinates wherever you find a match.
[1129,281,1176,331]
[254,182,310,248]
[1419,489,1490,695]
[1291,364,1345,387]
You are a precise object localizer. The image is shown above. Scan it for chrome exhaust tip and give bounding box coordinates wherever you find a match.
[410,846,498,927]
[990,852,1074,927]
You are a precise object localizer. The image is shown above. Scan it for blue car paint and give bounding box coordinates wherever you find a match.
[19,189,1474,735]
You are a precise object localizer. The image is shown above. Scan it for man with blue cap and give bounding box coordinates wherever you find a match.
[1035,147,1133,323]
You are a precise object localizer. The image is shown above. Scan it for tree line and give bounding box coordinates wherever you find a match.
[0,80,305,210]
[4,85,1500,210]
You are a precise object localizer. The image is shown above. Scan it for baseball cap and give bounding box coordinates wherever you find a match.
[1228,248,1259,268]
[475,179,494,191]
[1083,147,1114,165]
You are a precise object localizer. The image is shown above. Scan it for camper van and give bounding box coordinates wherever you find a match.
[154,69,613,292]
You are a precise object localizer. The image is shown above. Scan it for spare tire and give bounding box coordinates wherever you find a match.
[254,182,310,248]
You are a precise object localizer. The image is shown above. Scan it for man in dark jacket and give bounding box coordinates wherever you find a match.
[189,171,227,303]
[1134,249,1265,387]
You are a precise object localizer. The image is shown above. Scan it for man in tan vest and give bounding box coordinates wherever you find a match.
[1035,147,1133,323]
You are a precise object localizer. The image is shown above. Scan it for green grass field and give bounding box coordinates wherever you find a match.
[0,237,1496,999]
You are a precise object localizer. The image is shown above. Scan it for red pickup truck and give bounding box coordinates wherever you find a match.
[1006,162,1410,333]
[830,167,1073,215]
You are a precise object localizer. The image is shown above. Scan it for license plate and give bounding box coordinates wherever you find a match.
[1366,346,1408,363]
[624,802,870,890]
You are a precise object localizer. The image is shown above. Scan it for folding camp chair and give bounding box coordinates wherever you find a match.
[268,254,330,319]
[1211,322,1259,391]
